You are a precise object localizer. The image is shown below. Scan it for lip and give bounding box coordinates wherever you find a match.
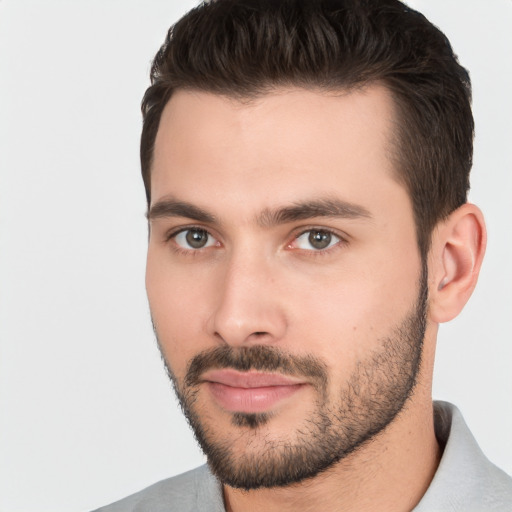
[202,369,304,388]
[201,369,306,413]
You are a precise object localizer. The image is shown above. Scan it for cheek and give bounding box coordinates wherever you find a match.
[284,250,421,366]
[145,251,215,376]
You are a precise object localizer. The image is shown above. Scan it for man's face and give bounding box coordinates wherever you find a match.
[146,87,427,489]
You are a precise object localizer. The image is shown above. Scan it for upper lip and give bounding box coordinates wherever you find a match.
[201,369,305,388]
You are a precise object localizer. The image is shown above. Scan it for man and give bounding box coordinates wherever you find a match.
[95,0,512,510]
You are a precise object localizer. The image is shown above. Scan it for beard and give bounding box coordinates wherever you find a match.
[155,265,428,490]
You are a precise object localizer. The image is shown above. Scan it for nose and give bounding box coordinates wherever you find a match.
[207,251,287,347]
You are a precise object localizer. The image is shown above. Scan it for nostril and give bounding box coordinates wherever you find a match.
[213,330,269,344]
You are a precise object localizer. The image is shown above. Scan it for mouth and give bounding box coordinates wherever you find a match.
[201,369,307,414]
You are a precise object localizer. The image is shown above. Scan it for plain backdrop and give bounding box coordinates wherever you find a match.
[0,1,511,511]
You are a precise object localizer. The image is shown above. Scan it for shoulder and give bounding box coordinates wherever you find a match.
[91,465,224,512]
[414,401,512,511]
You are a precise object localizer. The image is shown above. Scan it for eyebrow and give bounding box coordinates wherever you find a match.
[257,198,372,227]
[147,197,372,226]
[147,199,216,223]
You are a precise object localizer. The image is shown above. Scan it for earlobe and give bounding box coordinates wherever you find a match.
[428,203,487,323]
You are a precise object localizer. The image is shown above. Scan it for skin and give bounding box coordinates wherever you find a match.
[146,86,486,511]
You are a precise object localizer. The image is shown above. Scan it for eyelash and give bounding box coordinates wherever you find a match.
[288,227,348,256]
[164,226,218,256]
[164,226,348,256]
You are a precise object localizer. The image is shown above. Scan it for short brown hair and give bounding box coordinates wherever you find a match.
[141,0,473,256]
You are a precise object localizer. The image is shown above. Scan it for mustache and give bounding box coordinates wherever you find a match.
[184,345,328,389]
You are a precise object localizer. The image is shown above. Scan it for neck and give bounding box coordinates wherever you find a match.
[223,390,440,512]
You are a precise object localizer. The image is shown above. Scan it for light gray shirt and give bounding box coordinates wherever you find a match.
[93,402,512,511]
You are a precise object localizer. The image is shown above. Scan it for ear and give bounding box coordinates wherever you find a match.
[428,203,487,323]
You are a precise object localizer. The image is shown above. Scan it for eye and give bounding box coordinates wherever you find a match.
[292,229,341,251]
[173,228,218,249]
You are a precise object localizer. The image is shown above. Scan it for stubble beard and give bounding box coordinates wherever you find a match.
[155,266,428,490]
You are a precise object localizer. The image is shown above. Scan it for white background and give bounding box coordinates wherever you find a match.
[0,1,511,511]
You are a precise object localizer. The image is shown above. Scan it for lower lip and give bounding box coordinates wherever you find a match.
[206,382,304,413]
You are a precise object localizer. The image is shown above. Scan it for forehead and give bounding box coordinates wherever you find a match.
[151,86,407,220]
